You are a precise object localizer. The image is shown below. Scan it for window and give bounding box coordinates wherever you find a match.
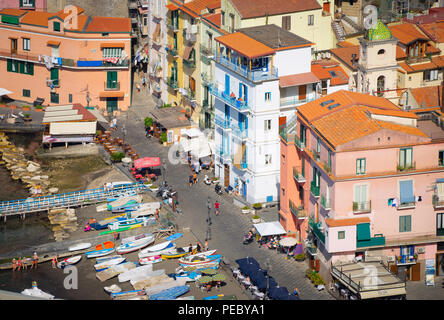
[399,147,413,170]
[300,124,306,146]
[282,16,291,30]
[143,16,148,26]
[424,69,439,82]
[21,61,33,75]
[23,38,30,51]
[69,94,72,103]
[7,59,18,73]
[265,154,272,165]
[230,14,235,32]
[328,150,332,169]
[10,38,17,53]
[377,76,385,97]
[399,215,411,232]
[103,48,122,58]
[308,15,314,26]
[399,180,415,207]
[20,0,35,7]
[53,21,61,32]
[356,158,366,175]
[438,213,444,236]
[282,188,285,196]
[265,92,271,101]
[22,89,30,97]
[50,92,59,104]
[338,231,345,239]
[354,184,369,212]
[439,150,444,166]
[264,119,271,131]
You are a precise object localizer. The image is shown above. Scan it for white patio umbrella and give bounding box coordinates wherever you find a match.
[279,237,297,247]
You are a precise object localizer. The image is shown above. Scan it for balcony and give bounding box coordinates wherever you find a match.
[397,161,416,172]
[213,51,278,83]
[321,194,331,210]
[294,135,305,151]
[312,149,320,161]
[201,73,213,86]
[166,46,178,57]
[309,217,325,244]
[202,99,209,109]
[289,199,308,219]
[353,201,371,213]
[215,115,231,129]
[183,88,196,102]
[433,195,444,209]
[215,146,231,162]
[200,44,213,58]
[46,78,60,88]
[209,85,250,112]
[166,77,178,90]
[395,254,418,266]
[398,198,416,210]
[183,58,196,69]
[280,96,316,107]
[293,167,306,183]
[310,181,320,197]
[230,124,248,140]
[167,18,179,32]
[356,234,386,248]
[232,158,248,171]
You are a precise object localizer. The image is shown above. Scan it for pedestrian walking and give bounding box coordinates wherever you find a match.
[142,76,147,88]
[204,239,209,251]
[188,175,193,187]
[214,200,220,216]
[196,242,201,253]
[12,258,17,272]
[136,83,141,92]
[155,208,160,221]
[188,243,193,253]
[193,172,197,184]
[51,255,58,269]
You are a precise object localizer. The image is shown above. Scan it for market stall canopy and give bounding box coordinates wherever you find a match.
[253,221,286,237]
[134,157,161,169]
[0,88,13,97]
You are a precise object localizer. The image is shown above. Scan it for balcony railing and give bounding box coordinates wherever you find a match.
[356,234,386,248]
[294,135,305,151]
[353,201,371,213]
[230,124,248,140]
[167,18,179,32]
[46,78,60,88]
[289,200,308,219]
[398,199,416,210]
[200,44,213,58]
[280,96,316,107]
[213,50,279,83]
[166,47,178,57]
[215,115,231,129]
[166,77,178,90]
[309,217,325,244]
[310,181,320,197]
[183,88,196,102]
[210,85,250,112]
[183,59,196,69]
[293,167,306,183]
[321,194,331,210]
[395,254,418,265]
[433,195,444,209]
[104,81,120,91]
[397,161,416,172]
[215,146,231,161]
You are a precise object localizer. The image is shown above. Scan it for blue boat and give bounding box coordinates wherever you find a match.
[166,233,183,241]
[107,190,137,202]
[85,247,115,259]
[149,285,190,300]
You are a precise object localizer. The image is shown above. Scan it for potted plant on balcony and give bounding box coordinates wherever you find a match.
[34,105,43,112]
[251,214,261,224]
[241,206,250,214]
[22,105,31,111]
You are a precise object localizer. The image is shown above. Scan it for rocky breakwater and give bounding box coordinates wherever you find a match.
[48,208,78,241]
[0,132,59,197]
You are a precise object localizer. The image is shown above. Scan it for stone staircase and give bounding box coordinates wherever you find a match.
[331,20,346,42]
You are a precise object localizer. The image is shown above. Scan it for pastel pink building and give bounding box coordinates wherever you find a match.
[0,0,47,11]
[0,7,132,113]
[280,90,444,283]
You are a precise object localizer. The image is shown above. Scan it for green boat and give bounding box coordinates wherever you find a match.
[99,226,131,235]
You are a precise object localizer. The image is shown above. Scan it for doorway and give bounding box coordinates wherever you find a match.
[224,164,230,187]
[299,85,306,101]
[106,97,118,113]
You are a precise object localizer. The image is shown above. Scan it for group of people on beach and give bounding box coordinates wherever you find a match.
[188,240,209,254]
[12,252,39,271]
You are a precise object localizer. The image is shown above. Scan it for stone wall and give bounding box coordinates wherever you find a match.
[47,0,129,17]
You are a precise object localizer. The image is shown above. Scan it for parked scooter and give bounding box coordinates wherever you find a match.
[243,233,254,245]
[204,175,212,185]
[215,183,223,195]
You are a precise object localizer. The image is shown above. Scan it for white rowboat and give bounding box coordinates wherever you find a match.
[116,233,155,254]
[57,255,82,268]
[94,257,126,271]
[68,242,91,252]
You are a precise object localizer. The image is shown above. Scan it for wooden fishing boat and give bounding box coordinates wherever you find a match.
[85,241,115,259]
[178,253,220,267]
[108,217,148,230]
[106,195,142,211]
[95,255,123,264]
[161,246,197,259]
[68,242,91,252]
[57,255,82,268]
[149,285,190,300]
[143,278,187,296]
[139,255,162,265]
[116,233,155,254]
[94,257,126,272]
[111,289,145,300]
[138,242,175,259]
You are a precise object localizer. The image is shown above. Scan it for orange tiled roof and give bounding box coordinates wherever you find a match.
[362,106,419,119]
[215,32,275,59]
[410,85,443,108]
[325,217,370,227]
[203,12,221,28]
[184,0,220,17]
[336,41,356,48]
[396,45,407,59]
[419,21,444,43]
[374,120,429,137]
[399,61,440,73]
[279,72,319,88]
[311,62,349,86]
[0,8,28,16]
[329,45,359,71]
[230,0,321,19]
[432,55,444,67]
[389,23,430,45]
[84,16,131,33]
[20,11,57,27]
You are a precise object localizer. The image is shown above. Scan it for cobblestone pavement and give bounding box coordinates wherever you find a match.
[111,89,334,300]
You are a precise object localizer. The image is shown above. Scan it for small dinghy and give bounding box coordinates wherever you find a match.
[118,264,154,283]
[166,233,183,241]
[57,255,82,268]
[108,217,148,230]
[161,246,196,259]
[96,255,123,264]
[111,289,144,300]
[138,242,176,259]
[139,255,162,265]
[94,257,126,272]
[144,278,187,296]
[85,242,115,259]
[68,242,91,252]
[104,284,122,294]
[179,253,220,267]
[116,233,155,255]
[169,270,201,282]
[21,284,54,300]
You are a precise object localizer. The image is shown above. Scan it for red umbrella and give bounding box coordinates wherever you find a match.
[134,157,161,170]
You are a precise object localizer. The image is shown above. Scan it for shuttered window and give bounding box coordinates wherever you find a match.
[399,215,411,233]
[399,180,414,205]
[22,89,30,97]
[103,48,122,58]
[53,21,60,32]
[282,16,291,30]
[356,158,366,175]
[50,92,59,104]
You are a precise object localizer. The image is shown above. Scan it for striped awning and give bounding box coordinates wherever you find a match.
[100,43,125,48]
[99,91,124,98]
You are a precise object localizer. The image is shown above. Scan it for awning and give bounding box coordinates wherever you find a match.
[99,91,125,98]
[134,157,161,169]
[47,40,61,47]
[87,108,108,123]
[166,3,179,10]
[360,287,407,300]
[356,223,371,241]
[182,45,194,60]
[100,43,125,48]
[253,221,286,237]
[0,88,13,97]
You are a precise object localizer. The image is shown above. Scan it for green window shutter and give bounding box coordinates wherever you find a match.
[338,231,345,239]
[7,59,12,72]
[18,61,24,74]
[51,68,59,86]
[50,93,59,104]
[69,94,72,103]
[27,62,34,75]
[357,223,371,241]
[22,89,30,97]
[1,15,19,25]
[53,21,60,31]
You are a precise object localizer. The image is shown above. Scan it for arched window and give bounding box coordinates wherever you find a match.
[377,76,385,96]
[378,49,385,55]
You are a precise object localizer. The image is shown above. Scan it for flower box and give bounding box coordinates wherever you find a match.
[241,207,250,214]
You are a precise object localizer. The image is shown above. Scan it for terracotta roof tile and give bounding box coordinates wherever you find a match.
[311,63,349,86]
[20,11,57,27]
[329,45,359,71]
[215,32,275,59]
[336,41,356,48]
[362,106,419,119]
[389,23,430,45]
[230,0,321,19]
[410,85,443,108]
[184,0,220,16]
[203,12,221,27]
[419,21,444,43]
[374,120,428,137]
[279,72,319,87]
[399,61,439,73]
[325,217,370,227]
[432,55,444,67]
[0,8,28,16]
[85,16,131,33]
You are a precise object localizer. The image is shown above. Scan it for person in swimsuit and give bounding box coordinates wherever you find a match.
[51,255,58,269]
[32,252,38,269]
[17,257,22,271]
[12,258,17,272]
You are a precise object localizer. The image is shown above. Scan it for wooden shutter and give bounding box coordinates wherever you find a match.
[411,263,421,281]
[7,59,12,72]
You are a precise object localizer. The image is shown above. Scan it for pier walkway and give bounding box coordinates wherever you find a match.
[0,182,147,219]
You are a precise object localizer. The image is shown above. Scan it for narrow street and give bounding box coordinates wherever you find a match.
[112,86,333,300]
